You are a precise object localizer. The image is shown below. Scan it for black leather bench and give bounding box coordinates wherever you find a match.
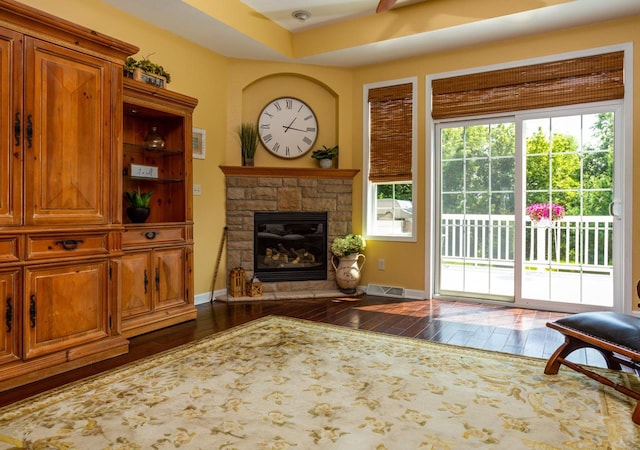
[545,311,640,424]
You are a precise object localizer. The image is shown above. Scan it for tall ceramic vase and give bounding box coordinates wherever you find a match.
[331,253,366,294]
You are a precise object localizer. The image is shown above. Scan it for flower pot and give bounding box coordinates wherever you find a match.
[126,207,150,223]
[331,253,366,294]
[319,158,333,169]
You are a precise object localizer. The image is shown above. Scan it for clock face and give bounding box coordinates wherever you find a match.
[258,97,318,159]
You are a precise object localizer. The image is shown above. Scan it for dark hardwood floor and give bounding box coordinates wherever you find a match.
[1,295,603,408]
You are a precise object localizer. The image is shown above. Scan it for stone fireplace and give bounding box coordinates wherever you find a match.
[220,166,359,296]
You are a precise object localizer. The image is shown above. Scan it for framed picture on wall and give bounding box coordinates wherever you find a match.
[192,128,206,159]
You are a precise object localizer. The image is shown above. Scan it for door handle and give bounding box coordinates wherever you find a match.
[26,114,33,148]
[55,239,84,250]
[5,297,11,332]
[14,112,20,146]
[30,295,36,328]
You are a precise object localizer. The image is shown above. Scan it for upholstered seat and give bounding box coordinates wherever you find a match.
[545,311,640,425]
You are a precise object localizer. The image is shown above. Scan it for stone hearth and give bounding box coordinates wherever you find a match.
[220,166,359,300]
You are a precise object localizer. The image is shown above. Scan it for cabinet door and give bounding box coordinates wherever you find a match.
[0,269,20,365]
[121,251,153,318]
[23,37,111,225]
[0,27,22,225]
[24,261,109,360]
[154,247,187,310]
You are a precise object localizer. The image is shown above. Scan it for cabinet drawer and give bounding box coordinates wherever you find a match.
[27,233,109,260]
[123,226,185,247]
[0,236,20,263]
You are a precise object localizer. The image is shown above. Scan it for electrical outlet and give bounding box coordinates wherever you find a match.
[193,184,202,196]
[378,258,385,271]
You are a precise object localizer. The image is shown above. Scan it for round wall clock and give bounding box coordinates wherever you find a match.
[258,97,318,159]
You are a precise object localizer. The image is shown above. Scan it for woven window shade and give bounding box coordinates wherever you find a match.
[432,51,624,120]
[368,83,413,183]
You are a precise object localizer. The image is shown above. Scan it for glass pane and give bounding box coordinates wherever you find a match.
[523,112,614,307]
[439,121,515,300]
[371,182,413,236]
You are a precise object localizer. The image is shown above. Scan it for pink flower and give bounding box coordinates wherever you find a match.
[526,203,565,222]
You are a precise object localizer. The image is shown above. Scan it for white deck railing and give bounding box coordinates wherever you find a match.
[441,214,613,273]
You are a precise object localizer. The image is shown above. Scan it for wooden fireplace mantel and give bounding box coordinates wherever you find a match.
[219,166,359,179]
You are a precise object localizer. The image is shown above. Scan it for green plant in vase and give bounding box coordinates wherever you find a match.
[237,122,259,166]
[124,187,152,223]
[311,145,339,168]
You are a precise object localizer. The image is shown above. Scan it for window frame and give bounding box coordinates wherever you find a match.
[363,77,418,242]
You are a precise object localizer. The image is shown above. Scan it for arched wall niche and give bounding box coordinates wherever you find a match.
[240,73,339,167]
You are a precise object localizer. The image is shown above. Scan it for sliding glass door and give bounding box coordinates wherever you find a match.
[435,106,621,309]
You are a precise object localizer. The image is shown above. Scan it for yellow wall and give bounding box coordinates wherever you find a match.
[351,15,640,297]
[15,0,640,305]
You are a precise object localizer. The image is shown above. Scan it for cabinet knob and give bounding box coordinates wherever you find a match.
[144,231,159,240]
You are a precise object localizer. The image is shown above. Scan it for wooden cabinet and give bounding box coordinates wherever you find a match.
[121,245,193,336]
[0,0,137,391]
[121,78,197,337]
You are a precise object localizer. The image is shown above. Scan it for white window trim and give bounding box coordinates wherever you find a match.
[363,76,418,242]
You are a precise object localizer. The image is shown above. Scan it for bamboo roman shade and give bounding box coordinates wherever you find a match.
[368,83,413,183]
[432,51,624,120]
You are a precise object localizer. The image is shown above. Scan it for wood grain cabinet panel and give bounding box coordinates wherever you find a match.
[23,37,111,225]
[23,260,109,360]
[0,269,20,365]
[0,27,22,226]
[121,251,153,319]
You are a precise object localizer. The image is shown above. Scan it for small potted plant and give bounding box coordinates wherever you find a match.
[311,145,338,168]
[237,122,259,166]
[124,187,152,223]
[124,54,171,88]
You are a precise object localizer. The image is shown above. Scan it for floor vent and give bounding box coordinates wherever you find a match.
[367,284,406,298]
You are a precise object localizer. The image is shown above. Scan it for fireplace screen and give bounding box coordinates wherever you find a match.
[254,212,327,282]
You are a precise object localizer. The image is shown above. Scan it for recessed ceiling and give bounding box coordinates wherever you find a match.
[238,0,424,32]
[99,0,640,67]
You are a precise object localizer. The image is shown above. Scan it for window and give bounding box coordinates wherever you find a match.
[364,78,417,240]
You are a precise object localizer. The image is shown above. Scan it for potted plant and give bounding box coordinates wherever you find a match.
[124,55,171,87]
[311,145,339,168]
[330,234,366,294]
[124,187,152,223]
[237,122,259,166]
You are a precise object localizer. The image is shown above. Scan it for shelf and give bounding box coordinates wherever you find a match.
[124,142,182,155]
[219,166,360,179]
[126,175,183,183]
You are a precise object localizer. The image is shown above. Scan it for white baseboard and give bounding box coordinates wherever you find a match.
[195,287,425,305]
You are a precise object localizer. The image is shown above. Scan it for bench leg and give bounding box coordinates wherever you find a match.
[545,335,622,375]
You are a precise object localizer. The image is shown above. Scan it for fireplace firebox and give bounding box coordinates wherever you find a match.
[254,212,327,282]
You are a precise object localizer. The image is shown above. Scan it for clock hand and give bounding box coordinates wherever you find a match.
[282,126,307,132]
[283,117,297,133]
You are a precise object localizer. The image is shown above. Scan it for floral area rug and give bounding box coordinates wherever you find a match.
[1,315,640,449]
